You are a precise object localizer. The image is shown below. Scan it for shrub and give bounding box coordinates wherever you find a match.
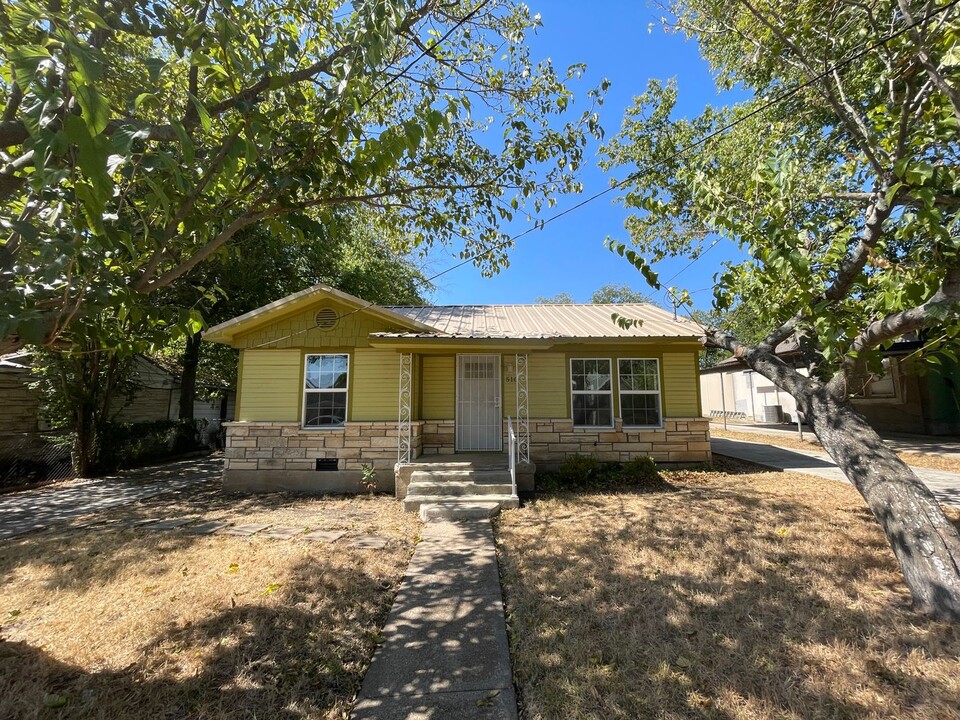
[619,455,661,486]
[93,419,206,473]
[557,454,600,487]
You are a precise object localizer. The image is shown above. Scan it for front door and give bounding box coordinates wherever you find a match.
[456,354,502,451]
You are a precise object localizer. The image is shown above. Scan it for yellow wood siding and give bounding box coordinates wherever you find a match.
[233,298,399,350]
[662,351,700,417]
[528,353,567,418]
[351,348,399,421]
[237,349,301,421]
[421,355,455,419]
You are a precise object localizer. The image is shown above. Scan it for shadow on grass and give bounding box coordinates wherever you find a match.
[497,473,960,719]
[0,550,396,720]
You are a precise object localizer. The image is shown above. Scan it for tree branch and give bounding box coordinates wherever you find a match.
[897,0,960,124]
[828,265,960,396]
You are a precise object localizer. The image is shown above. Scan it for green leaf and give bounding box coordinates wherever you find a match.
[144,57,165,83]
[64,115,112,203]
[10,45,50,90]
[188,93,212,132]
[73,81,111,135]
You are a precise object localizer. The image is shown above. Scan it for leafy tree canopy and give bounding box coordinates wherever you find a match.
[535,283,657,304]
[0,0,604,350]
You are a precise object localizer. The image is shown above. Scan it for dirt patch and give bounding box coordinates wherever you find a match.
[0,486,421,719]
[496,463,960,719]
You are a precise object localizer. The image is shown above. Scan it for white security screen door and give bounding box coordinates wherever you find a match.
[456,354,502,451]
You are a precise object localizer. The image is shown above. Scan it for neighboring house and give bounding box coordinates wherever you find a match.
[0,352,236,430]
[700,341,960,435]
[204,283,711,497]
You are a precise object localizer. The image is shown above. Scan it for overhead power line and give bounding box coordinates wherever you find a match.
[252,0,959,348]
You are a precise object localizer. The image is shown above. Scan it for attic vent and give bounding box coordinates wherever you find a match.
[314,307,339,331]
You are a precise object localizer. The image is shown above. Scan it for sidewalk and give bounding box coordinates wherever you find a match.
[0,456,221,539]
[712,437,960,507]
[351,519,517,719]
[710,421,960,459]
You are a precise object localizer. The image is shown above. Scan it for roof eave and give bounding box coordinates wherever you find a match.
[203,284,440,345]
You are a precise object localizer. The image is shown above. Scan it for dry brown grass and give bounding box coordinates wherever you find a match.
[0,486,421,719]
[496,459,960,720]
[711,427,960,473]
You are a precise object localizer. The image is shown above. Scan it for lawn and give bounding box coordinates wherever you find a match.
[710,426,960,473]
[496,459,960,720]
[0,486,421,719]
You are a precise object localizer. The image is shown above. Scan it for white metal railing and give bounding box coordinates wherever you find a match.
[507,415,518,497]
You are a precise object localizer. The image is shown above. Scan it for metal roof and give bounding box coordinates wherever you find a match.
[377,304,700,339]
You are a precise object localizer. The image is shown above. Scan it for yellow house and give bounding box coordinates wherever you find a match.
[204,283,710,512]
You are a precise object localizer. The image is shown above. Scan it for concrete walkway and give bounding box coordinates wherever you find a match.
[352,519,517,720]
[0,456,221,539]
[713,437,960,508]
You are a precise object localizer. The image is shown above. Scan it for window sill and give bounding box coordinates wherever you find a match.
[301,425,347,431]
[622,425,664,431]
[571,425,616,430]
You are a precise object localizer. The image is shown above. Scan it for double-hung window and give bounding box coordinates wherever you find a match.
[571,358,613,427]
[303,354,349,427]
[619,358,662,427]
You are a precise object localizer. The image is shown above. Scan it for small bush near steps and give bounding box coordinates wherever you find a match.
[539,453,666,492]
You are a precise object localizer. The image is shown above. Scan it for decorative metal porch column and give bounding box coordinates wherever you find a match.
[515,353,530,464]
[397,352,413,464]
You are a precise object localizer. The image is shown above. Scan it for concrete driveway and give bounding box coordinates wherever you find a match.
[0,456,222,540]
[712,437,960,508]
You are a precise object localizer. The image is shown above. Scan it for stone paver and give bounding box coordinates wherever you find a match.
[0,457,221,540]
[261,526,306,539]
[141,517,197,531]
[712,437,960,507]
[351,518,517,720]
[303,529,346,543]
[185,520,231,535]
[219,523,271,537]
[348,535,390,550]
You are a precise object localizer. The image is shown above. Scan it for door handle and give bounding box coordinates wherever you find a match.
[494,397,500,408]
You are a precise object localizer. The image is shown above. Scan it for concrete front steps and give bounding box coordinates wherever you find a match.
[401,464,519,521]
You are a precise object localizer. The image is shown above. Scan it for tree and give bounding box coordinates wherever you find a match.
[535,292,576,304]
[0,0,604,351]
[603,0,960,619]
[590,283,656,304]
[535,284,656,304]
[164,207,429,420]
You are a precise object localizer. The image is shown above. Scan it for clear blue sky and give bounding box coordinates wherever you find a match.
[423,0,747,310]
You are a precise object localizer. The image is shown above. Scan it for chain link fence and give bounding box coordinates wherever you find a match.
[0,431,74,491]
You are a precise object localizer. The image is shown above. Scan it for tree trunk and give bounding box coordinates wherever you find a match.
[734,347,960,621]
[801,388,960,621]
[73,401,97,478]
[178,331,202,421]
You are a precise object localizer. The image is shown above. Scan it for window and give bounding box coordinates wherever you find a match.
[571,358,613,427]
[303,354,349,427]
[852,358,900,401]
[619,358,662,427]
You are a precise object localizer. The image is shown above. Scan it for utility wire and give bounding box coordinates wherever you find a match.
[250,0,959,349]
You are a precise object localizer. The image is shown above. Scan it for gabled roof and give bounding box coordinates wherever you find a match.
[204,283,701,345]
[379,304,699,339]
[203,283,440,344]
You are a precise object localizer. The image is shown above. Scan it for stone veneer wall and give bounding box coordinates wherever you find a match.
[528,417,711,464]
[224,421,423,475]
[419,417,710,463]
